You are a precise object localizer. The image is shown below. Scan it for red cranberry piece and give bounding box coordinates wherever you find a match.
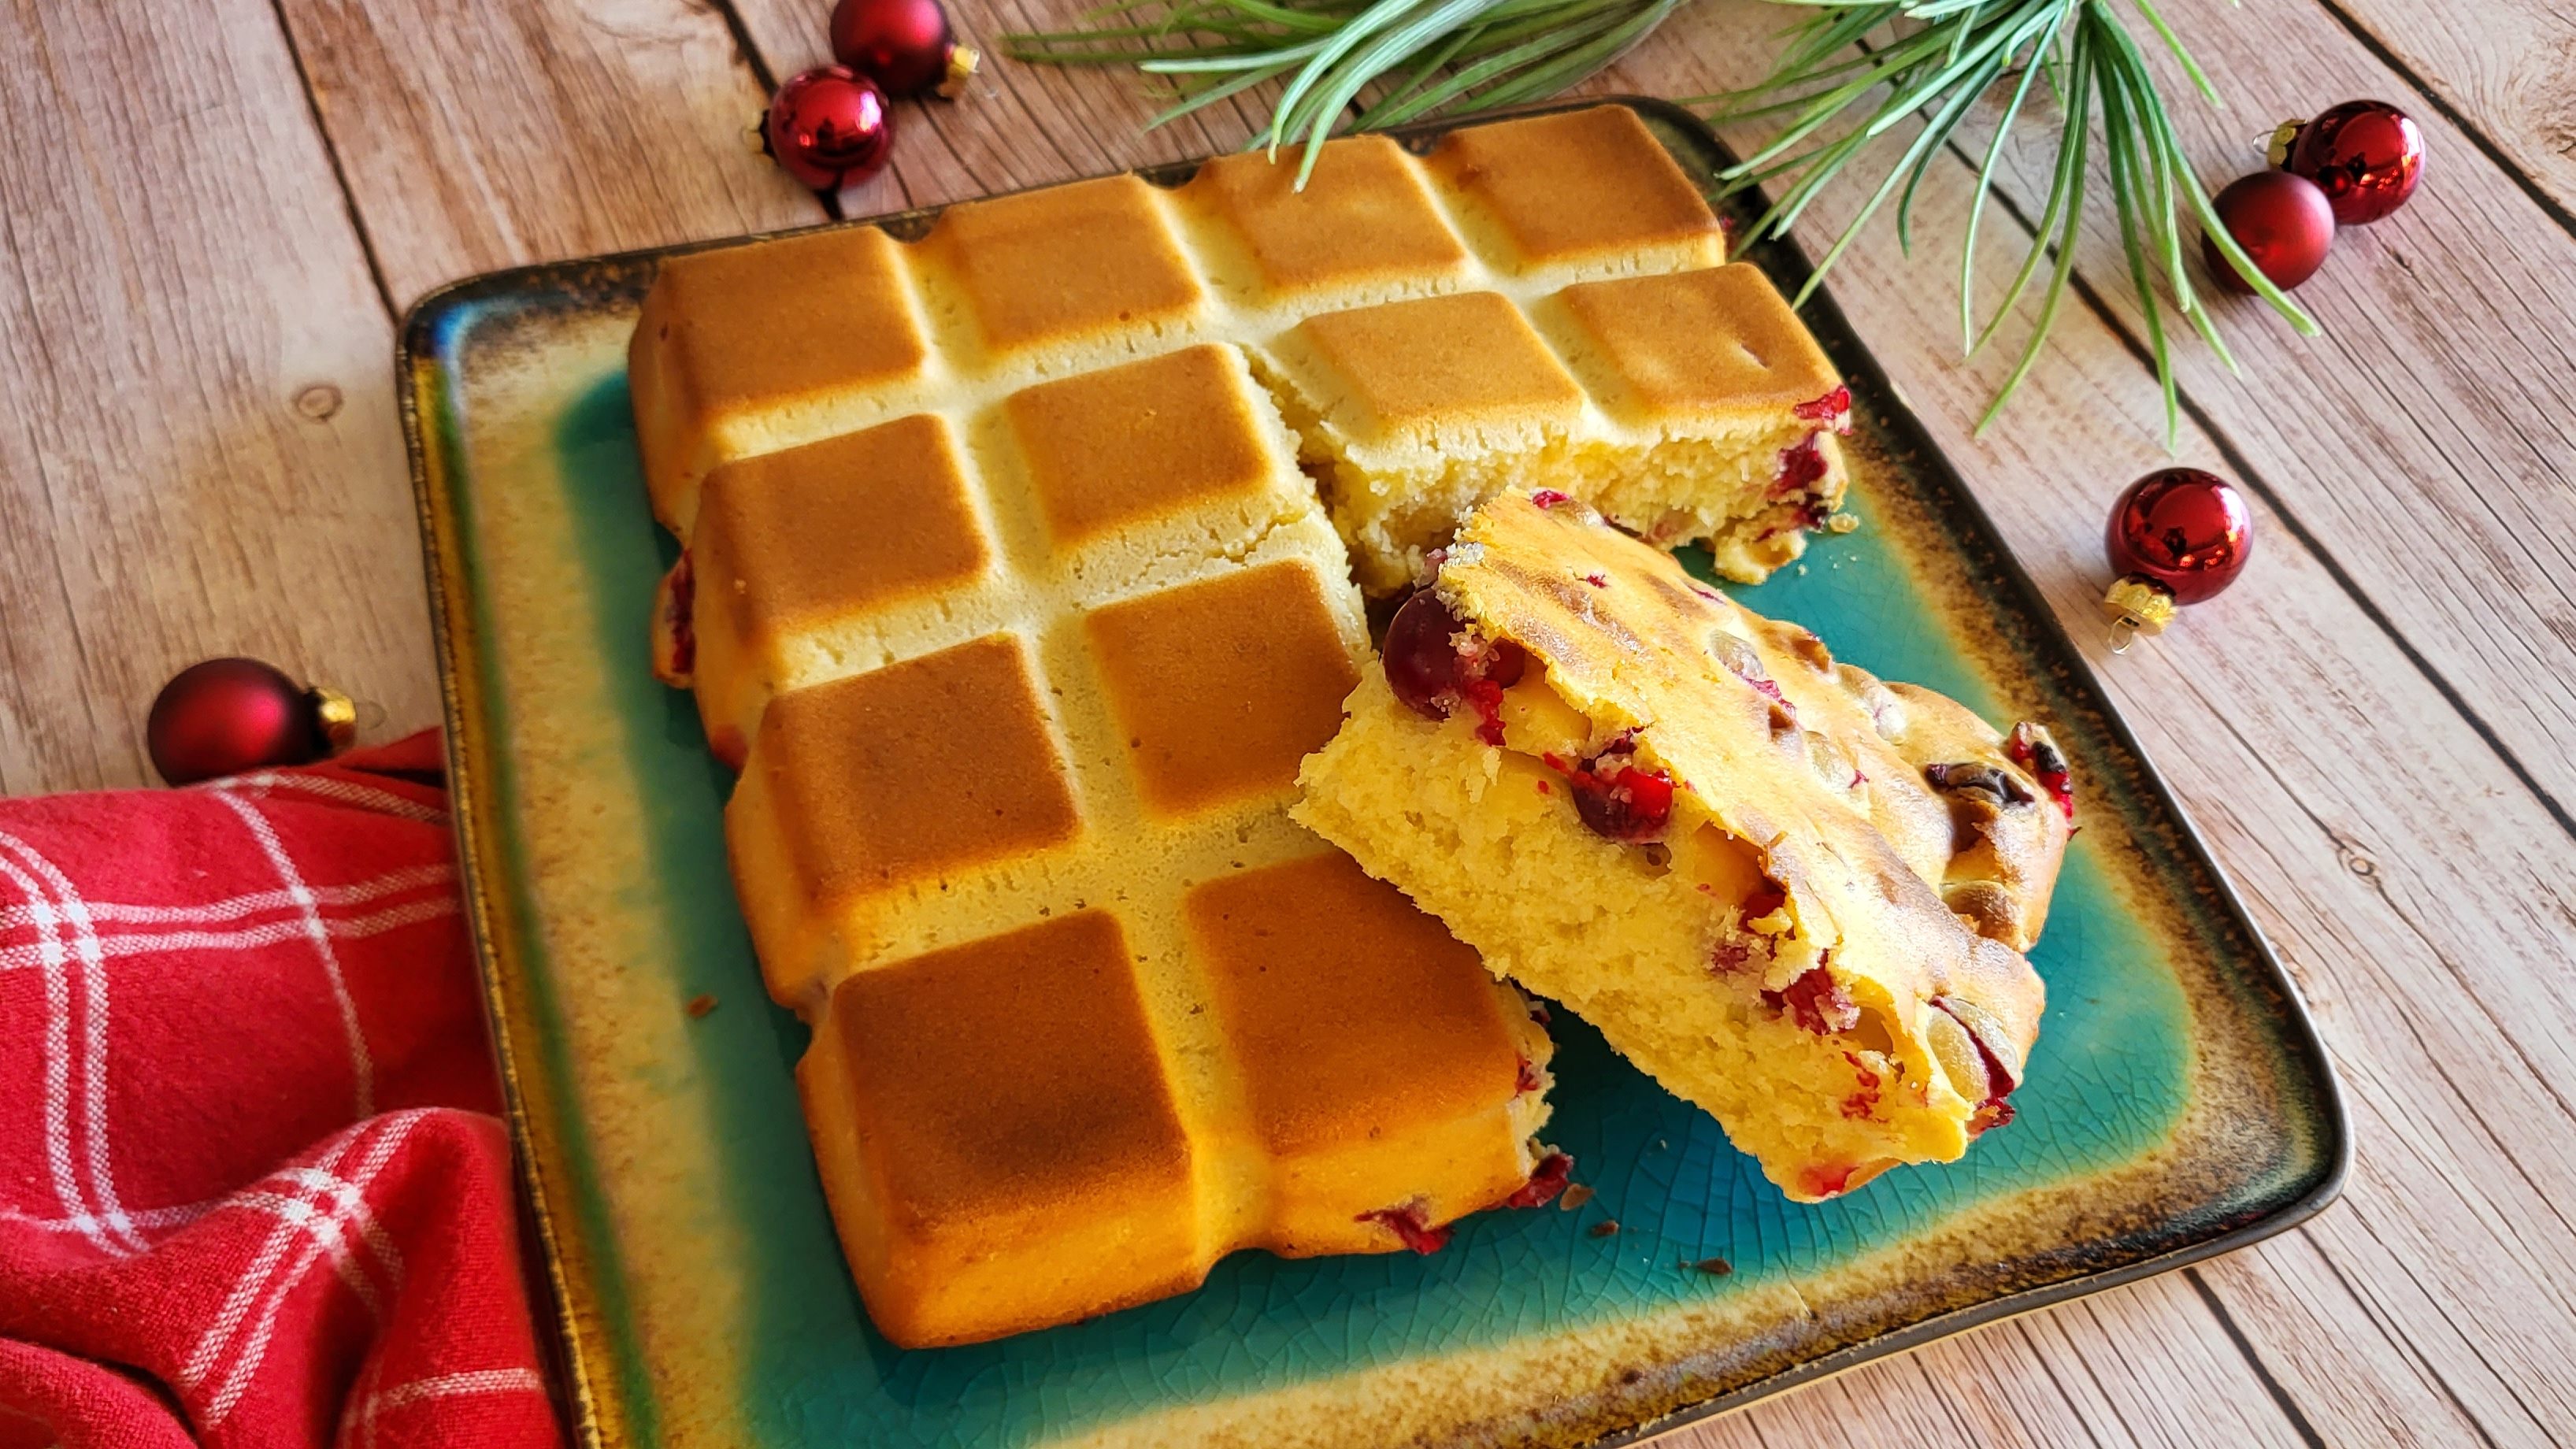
[1358,1202,1451,1254]
[1840,1051,1881,1119]
[1792,384,1851,424]
[1384,589,1473,720]
[2007,722,2076,824]
[1383,589,1525,734]
[1530,489,1571,509]
[1514,1054,1544,1094]
[1772,432,1829,498]
[1762,965,1857,1035]
[1581,573,1608,589]
[1562,754,1674,843]
[654,550,697,684]
[1932,996,2022,1134]
[1798,1162,1861,1199]
[1502,1151,1573,1208]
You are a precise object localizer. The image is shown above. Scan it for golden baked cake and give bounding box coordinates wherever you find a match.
[630,105,1854,602]
[641,292,1560,1347]
[1295,490,2071,1202]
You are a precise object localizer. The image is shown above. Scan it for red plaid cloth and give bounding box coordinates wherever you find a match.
[0,732,562,1449]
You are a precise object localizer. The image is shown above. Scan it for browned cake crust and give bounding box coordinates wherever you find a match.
[1297,491,2070,1200]
[1439,495,2063,1029]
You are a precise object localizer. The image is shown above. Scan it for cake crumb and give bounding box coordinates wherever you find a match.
[1689,1255,1733,1276]
[1561,1183,1596,1210]
[684,994,718,1019]
[1589,1218,1621,1238]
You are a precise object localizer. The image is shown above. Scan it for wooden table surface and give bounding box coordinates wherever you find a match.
[6,0,2570,1442]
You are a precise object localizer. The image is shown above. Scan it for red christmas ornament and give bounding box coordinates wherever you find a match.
[762,65,895,191]
[2202,170,2334,293]
[146,658,357,786]
[2100,469,2254,652]
[832,0,978,98]
[2272,100,2424,226]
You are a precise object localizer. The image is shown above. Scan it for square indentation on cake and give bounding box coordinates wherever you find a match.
[1179,135,1468,301]
[643,224,928,413]
[695,413,988,638]
[1426,106,1723,273]
[1281,291,1584,440]
[828,910,1194,1227]
[1005,346,1282,546]
[1185,852,1520,1155]
[1555,265,1840,421]
[753,634,1080,903]
[1083,562,1359,818]
[918,174,1206,358]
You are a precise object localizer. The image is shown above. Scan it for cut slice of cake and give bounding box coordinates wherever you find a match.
[1257,262,1852,594]
[1295,489,2071,1202]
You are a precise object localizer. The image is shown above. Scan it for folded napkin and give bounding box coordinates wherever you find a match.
[0,732,561,1449]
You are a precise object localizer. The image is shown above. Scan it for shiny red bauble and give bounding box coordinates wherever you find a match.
[832,0,977,98]
[2107,469,2253,606]
[2282,99,2424,226]
[146,658,354,786]
[763,65,895,191]
[2203,170,2335,293]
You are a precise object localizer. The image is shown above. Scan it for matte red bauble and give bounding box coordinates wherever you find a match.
[763,65,895,191]
[832,0,978,98]
[2278,99,2424,226]
[2202,171,2335,293]
[146,658,357,786]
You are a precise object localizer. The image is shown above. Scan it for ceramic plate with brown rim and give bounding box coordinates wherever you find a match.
[398,97,2345,1448]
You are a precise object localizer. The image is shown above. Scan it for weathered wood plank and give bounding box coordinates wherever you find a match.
[0,0,436,793]
[728,0,1276,215]
[46,0,2569,1441]
[2317,0,2576,226]
[1596,13,2576,1439]
[1934,0,2576,831]
[274,0,822,305]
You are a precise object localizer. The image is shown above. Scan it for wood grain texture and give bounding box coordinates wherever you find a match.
[1939,0,2576,832]
[2318,0,2576,224]
[0,0,436,792]
[1603,8,2576,1440]
[728,0,1276,214]
[274,0,825,305]
[6,0,2574,1442]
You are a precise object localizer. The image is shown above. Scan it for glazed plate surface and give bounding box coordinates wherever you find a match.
[398,98,2345,1449]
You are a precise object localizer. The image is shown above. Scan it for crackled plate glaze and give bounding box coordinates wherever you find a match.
[399,99,2345,1449]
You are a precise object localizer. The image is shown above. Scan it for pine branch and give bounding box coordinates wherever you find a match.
[1001,0,2319,439]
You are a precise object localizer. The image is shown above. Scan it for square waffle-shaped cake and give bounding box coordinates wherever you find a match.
[631,106,1855,602]
[1295,491,2073,1203]
[643,309,1558,1350]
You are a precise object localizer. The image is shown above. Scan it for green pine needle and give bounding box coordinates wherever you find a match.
[1001,0,2317,439]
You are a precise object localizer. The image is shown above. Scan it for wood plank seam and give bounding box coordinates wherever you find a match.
[258,0,397,321]
[1946,135,2576,850]
[2307,0,2576,243]
[701,0,858,221]
[2183,1267,2330,1449]
[2293,1229,2511,1448]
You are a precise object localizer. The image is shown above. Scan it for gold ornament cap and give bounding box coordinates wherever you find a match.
[2102,574,2178,654]
[2267,119,2304,168]
[308,685,359,753]
[937,43,979,99]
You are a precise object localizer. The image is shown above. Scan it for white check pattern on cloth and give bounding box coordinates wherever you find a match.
[0,743,556,1449]
[0,821,456,1254]
[179,1110,424,1427]
[338,1366,549,1449]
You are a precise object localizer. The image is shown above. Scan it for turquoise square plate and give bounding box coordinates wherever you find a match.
[398,98,2345,1449]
